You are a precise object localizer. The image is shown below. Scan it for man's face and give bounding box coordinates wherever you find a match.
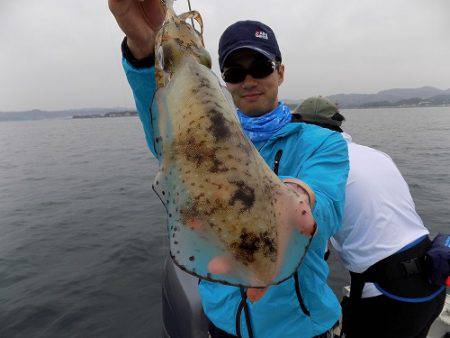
[222,49,285,117]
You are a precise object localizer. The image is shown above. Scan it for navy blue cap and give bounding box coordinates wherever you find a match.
[218,20,282,71]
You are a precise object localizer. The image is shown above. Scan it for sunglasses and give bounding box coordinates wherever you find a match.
[222,59,279,84]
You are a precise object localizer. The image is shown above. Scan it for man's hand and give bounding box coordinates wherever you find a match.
[108,0,166,59]
[244,180,316,303]
[282,178,317,236]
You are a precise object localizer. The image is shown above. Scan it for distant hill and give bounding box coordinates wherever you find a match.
[0,108,132,122]
[345,93,450,109]
[283,99,302,106]
[427,93,450,105]
[327,86,450,108]
[355,94,450,108]
[377,87,443,101]
[2,86,449,122]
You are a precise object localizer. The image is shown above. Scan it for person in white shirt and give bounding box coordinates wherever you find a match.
[296,97,446,338]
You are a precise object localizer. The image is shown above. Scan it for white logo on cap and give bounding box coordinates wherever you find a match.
[255,30,268,40]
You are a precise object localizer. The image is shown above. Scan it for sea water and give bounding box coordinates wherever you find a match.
[0,107,449,337]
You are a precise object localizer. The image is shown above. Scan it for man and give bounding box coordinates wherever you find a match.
[297,96,447,338]
[108,1,349,337]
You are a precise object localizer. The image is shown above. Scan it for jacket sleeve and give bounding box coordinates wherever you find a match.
[122,58,158,158]
[300,133,349,240]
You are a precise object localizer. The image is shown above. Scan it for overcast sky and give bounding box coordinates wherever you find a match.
[1,0,449,111]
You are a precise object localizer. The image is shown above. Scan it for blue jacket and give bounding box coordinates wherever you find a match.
[123,59,349,338]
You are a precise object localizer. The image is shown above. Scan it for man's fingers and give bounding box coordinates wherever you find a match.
[279,181,316,236]
[247,287,269,302]
[292,203,316,236]
[138,0,166,31]
[186,218,203,230]
[207,256,233,275]
[108,0,165,58]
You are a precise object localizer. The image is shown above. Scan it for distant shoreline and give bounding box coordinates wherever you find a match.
[1,105,449,123]
[286,103,450,111]
[343,104,450,110]
[72,111,137,119]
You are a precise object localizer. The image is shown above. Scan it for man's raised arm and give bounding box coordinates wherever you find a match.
[109,0,165,157]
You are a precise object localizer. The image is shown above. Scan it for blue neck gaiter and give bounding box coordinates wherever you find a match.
[237,102,291,143]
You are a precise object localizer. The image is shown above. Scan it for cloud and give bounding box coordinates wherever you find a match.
[1,0,449,110]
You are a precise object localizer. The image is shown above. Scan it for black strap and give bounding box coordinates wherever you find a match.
[293,272,310,316]
[324,249,331,261]
[241,288,254,338]
[364,237,430,284]
[236,288,254,338]
[349,237,432,302]
[349,271,366,303]
[235,292,245,338]
[273,150,283,175]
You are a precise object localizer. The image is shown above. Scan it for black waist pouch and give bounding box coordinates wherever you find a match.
[426,233,450,286]
[365,237,443,300]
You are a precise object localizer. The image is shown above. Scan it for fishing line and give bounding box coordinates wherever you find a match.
[159,0,195,28]
[187,0,195,29]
